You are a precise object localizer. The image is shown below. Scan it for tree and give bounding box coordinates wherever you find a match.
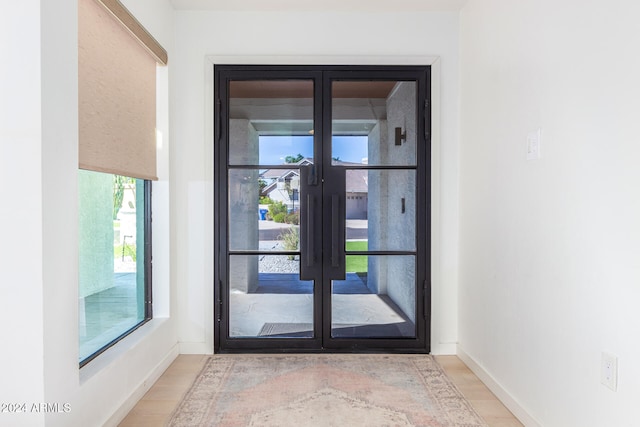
[284,153,304,163]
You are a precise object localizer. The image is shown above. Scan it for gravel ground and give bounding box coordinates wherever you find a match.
[258,255,299,273]
[258,241,299,273]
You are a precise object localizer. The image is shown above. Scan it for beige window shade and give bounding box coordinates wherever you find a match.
[79,0,167,181]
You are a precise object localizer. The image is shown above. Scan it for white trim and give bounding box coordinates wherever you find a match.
[180,341,215,354]
[428,57,444,352]
[431,342,457,355]
[207,55,439,67]
[457,346,542,427]
[171,0,469,12]
[80,318,170,382]
[103,343,179,427]
[206,55,442,353]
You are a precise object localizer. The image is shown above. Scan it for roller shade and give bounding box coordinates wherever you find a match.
[78,0,167,180]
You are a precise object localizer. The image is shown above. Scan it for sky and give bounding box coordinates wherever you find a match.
[258,135,368,165]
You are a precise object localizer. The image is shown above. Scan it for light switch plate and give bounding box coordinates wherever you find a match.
[527,129,541,160]
[601,352,618,391]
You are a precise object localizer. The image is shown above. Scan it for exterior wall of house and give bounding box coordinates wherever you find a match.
[367,82,417,323]
[367,121,388,295]
[386,82,418,324]
[173,7,462,354]
[228,119,259,292]
[78,170,115,298]
[266,187,293,208]
[345,193,367,219]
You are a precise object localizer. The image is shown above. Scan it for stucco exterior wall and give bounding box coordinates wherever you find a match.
[228,119,259,292]
[367,82,417,322]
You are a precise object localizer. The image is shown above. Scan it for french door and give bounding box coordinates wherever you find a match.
[215,65,430,352]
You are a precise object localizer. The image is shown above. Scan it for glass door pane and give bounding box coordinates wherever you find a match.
[330,79,419,339]
[346,169,416,251]
[229,80,314,166]
[331,81,416,166]
[227,79,316,339]
[229,255,314,337]
[332,255,416,338]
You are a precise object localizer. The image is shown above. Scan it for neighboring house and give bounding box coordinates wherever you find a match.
[259,158,310,212]
[345,168,368,220]
[260,158,368,219]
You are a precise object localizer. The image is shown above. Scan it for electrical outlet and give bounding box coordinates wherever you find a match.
[601,352,618,391]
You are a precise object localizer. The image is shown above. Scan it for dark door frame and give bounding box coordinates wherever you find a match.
[214,65,431,353]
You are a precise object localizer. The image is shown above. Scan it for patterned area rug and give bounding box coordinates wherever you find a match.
[167,354,487,427]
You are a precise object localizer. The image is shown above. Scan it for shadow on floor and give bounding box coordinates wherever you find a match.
[254,272,370,294]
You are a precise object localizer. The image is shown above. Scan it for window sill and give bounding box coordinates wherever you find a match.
[79,317,170,384]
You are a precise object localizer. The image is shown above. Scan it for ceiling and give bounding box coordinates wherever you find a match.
[170,0,468,12]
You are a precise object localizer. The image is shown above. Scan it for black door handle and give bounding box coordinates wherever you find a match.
[331,194,340,268]
[300,165,320,280]
[306,194,315,267]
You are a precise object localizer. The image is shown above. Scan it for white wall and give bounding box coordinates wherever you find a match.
[172,8,462,354]
[1,1,177,426]
[459,0,640,425]
[0,2,46,425]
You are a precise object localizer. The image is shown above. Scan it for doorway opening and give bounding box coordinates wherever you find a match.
[215,65,431,352]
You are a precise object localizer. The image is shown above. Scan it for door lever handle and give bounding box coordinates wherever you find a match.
[300,165,319,280]
[306,195,315,267]
[331,194,340,267]
[307,164,318,186]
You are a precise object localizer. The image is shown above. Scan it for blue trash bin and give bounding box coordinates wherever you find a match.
[259,209,268,220]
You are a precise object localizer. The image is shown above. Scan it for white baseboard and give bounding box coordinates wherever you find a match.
[179,341,214,354]
[104,344,180,427]
[456,346,541,427]
[431,342,458,355]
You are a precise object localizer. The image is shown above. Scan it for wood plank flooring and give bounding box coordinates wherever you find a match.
[119,354,523,427]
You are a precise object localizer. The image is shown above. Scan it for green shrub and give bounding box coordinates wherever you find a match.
[114,244,137,261]
[285,212,299,225]
[272,212,286,223]
[279,227,299,259]
[268,201,287,218]
[259,196,273,205]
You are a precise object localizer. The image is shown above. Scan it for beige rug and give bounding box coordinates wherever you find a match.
[167,354,487,427]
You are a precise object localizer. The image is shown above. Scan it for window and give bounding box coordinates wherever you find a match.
[78,170,151,365]
[77,0,165,365]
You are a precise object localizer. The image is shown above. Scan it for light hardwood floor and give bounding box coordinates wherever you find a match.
[119,354,523,427]
[435,356,523,427]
